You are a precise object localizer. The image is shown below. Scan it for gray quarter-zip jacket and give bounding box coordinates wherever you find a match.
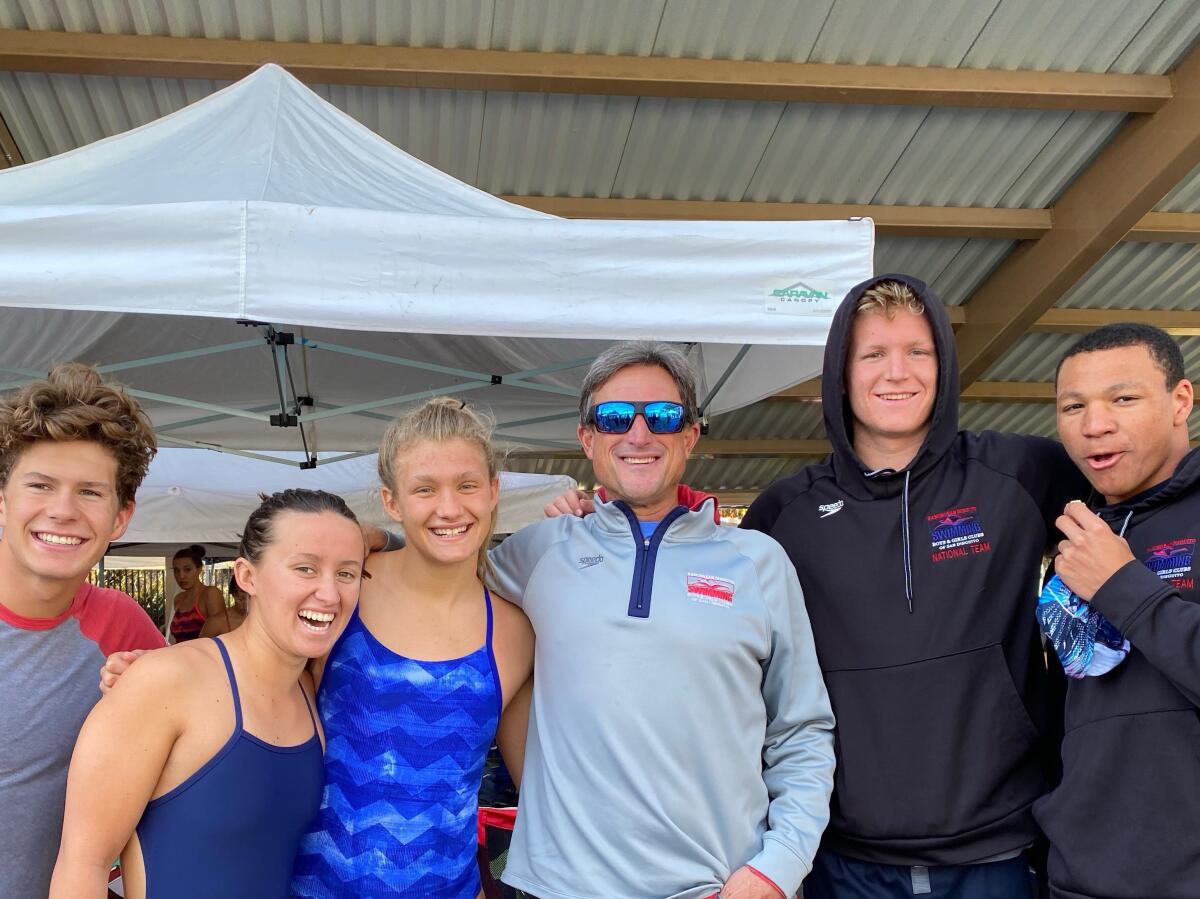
[490,496,835,899]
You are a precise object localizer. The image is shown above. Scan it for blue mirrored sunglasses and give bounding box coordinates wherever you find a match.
[585,400,688,434]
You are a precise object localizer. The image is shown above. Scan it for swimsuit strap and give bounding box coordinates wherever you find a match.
[211,636,243,732]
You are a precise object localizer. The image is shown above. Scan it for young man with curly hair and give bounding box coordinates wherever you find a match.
[0,363,165,898]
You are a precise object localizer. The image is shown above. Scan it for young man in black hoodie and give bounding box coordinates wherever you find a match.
[742,274,1089,897]
[1035,323,1200,899]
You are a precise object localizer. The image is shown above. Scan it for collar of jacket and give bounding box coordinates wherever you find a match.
[1096,446,1200,524]
[595,483,721,522]
[590,495,721,542]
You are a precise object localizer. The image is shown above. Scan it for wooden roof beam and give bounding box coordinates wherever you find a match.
[1031,308,1200,336]
[954,42,1200,387]
[0,28,1171,112]
[508,198,1052,238]
[507,198,1200,243]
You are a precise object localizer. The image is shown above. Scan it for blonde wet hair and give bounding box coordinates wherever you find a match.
[855,279,925,319]
[377,397,502,579]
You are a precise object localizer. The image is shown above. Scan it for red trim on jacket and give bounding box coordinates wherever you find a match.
[595,483,721,523]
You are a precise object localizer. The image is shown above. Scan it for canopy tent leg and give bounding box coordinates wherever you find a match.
[698,344,752,417]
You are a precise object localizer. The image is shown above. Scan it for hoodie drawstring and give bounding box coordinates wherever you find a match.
[902,470,914,613]
[1118,510,1133,538]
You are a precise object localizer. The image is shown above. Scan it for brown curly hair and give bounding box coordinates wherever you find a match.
[0,363,157,506]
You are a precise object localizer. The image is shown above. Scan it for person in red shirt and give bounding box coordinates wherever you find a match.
[0,363,165,898]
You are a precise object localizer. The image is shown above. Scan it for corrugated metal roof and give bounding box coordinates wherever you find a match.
[983,333,1081,381]
[959,402,1055,437]
[611,95,785,201]
[875,237,1015,305]
[1059,242,1200,311]
[5,0,1195,72]
[984,332,1200,382]
[708,401,825,440]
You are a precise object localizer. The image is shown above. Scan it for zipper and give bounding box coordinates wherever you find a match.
[617,501,688,619]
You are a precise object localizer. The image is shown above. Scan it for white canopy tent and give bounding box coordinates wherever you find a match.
[0,64,872,462]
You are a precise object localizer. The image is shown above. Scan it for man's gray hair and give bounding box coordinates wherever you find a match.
[578,340,699,425]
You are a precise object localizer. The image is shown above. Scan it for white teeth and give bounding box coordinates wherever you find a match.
[298,610,334,623]
[879,393,916,401]
[432,526,469,536]
[37,533,83,545]
[622,457,656,465]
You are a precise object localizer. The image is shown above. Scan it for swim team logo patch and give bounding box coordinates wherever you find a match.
[687,573,735,607]
[1144,537,1195,590]
[927,505,991,563]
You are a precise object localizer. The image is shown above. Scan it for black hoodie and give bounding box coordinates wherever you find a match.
[742,273,1089,866]
[1034,448,1200,899]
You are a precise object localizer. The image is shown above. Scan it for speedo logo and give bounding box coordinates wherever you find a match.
[578,555,604,569]
[818,500,844,519]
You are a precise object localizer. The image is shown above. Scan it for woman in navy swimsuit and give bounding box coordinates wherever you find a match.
[50,489,366,899]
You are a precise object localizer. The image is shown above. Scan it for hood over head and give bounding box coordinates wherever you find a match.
[822,273,960,498]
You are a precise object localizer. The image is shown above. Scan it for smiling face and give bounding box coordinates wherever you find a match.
[1056,344,1193,504]
[845,308,938,456]
[578,364,700,521]
[0,440,133,603]
[234,509,364,659]
[381,437,499,570]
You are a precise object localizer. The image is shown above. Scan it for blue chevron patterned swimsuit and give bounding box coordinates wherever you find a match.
[291,588,502,898]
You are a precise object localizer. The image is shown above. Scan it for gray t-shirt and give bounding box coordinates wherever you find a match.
[0,583,163,898]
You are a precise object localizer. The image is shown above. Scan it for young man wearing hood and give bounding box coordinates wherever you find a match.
[1035,323,1200,899]
[742,275,1089,897]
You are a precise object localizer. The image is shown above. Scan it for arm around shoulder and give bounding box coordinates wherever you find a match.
[50,650,186,899]
[486,518,564,607]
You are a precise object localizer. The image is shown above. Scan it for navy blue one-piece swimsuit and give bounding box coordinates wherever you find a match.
[135,637,324,898]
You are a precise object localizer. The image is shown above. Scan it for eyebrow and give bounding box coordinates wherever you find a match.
[22,471,111,489]
[288,553,362,567]
[1057,381,1149,401]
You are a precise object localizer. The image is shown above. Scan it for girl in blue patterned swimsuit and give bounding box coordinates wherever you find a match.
[292,398,534,899]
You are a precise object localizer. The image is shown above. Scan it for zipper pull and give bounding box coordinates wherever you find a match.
[644,538,650,549]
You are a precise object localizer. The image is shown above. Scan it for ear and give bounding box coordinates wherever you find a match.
[108,500,136,542]
[578,423,595,460]
[682,421,701,455]
[233,557,257,597]
[379,484,403,525]
[1172,378,1194,427]
[488,475,500,514]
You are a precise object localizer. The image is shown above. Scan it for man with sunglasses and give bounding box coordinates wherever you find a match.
[487,341,835,899]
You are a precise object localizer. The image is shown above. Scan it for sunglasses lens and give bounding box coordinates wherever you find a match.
[643,402,685,434]
[593,402,636,433]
